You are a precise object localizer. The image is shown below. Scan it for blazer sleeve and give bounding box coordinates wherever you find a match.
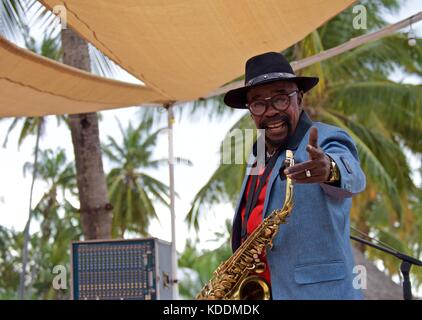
[319,129,366,199]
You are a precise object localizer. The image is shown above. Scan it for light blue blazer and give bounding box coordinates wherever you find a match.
[231,113,366,300]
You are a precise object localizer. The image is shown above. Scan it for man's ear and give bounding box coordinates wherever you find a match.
[297,90,304,106]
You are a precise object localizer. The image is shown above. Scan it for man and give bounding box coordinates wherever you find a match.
[224,52,366,300]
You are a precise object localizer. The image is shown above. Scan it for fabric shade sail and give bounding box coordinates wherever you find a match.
[1,1,355,117]
[39,0,354,101]
[0,36,166,117]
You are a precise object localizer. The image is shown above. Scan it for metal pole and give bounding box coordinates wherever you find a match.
[351,235,422,300]
[166,103,178,299]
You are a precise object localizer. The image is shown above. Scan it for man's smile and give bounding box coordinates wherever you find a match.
[266,120,286,129]
[261,115,290,143]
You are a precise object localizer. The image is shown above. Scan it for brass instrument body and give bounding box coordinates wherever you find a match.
[197,150,295,300]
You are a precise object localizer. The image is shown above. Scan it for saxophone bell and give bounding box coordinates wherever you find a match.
[234,275,271,300]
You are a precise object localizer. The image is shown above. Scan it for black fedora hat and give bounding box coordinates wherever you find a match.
[224,52,319,109]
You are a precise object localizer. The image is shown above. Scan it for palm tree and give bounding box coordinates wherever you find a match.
[21,148,82,299]
[0,22,63,298]
[290,2,421,277]
[185,115,253,229]
[103,117,192,238]
[60,27,112,240]
[1,0,118,298]
[186,0,422,291]
[1,0,120,240]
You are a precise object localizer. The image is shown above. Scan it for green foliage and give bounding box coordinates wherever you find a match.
[185,115,254,230]
[178,219,232,299]
[25,148,81,299]
[0,226,22,299]
[0,148,82,299]
[103,117,192,237]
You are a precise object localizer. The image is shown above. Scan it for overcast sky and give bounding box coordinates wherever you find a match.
[0,0,421,257]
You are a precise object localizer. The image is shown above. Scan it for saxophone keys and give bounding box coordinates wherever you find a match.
[232,266,242,273]
[214,290,224,299]
[254,262,266,274]
[220,281,232,289]
[246,264,256,270]
[264,228,273,237]
[244,256,254,263]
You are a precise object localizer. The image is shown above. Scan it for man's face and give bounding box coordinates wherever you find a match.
[246,81,303,148]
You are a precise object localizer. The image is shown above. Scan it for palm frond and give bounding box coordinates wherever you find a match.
[328,35,422,81]
[88,44,121,78]
[320,109,405,215]
[326,81,422,151]
[186,114,255,230]
[0,0,27,40]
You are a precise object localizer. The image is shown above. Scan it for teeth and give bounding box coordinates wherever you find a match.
[267,121,284,129]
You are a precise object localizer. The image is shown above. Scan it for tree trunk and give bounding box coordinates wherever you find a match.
[61,28,112,239]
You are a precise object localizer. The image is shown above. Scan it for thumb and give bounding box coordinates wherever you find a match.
[307,127,320,160]
[308,127,318,148]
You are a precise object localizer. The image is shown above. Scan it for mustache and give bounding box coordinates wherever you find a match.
[261,115,290,128]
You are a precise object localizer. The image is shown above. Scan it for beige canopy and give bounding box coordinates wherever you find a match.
[1,0,355,117]
[39,0,354,100]
[0,36,165,117]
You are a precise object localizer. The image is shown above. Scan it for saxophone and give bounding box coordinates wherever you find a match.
[197,150,295,300]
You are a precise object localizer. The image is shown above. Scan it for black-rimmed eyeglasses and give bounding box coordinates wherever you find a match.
[246,90,299,116]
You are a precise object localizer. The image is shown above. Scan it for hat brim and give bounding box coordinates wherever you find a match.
[224,76,319,109]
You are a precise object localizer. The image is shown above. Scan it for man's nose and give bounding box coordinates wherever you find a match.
[264,104,280,117]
